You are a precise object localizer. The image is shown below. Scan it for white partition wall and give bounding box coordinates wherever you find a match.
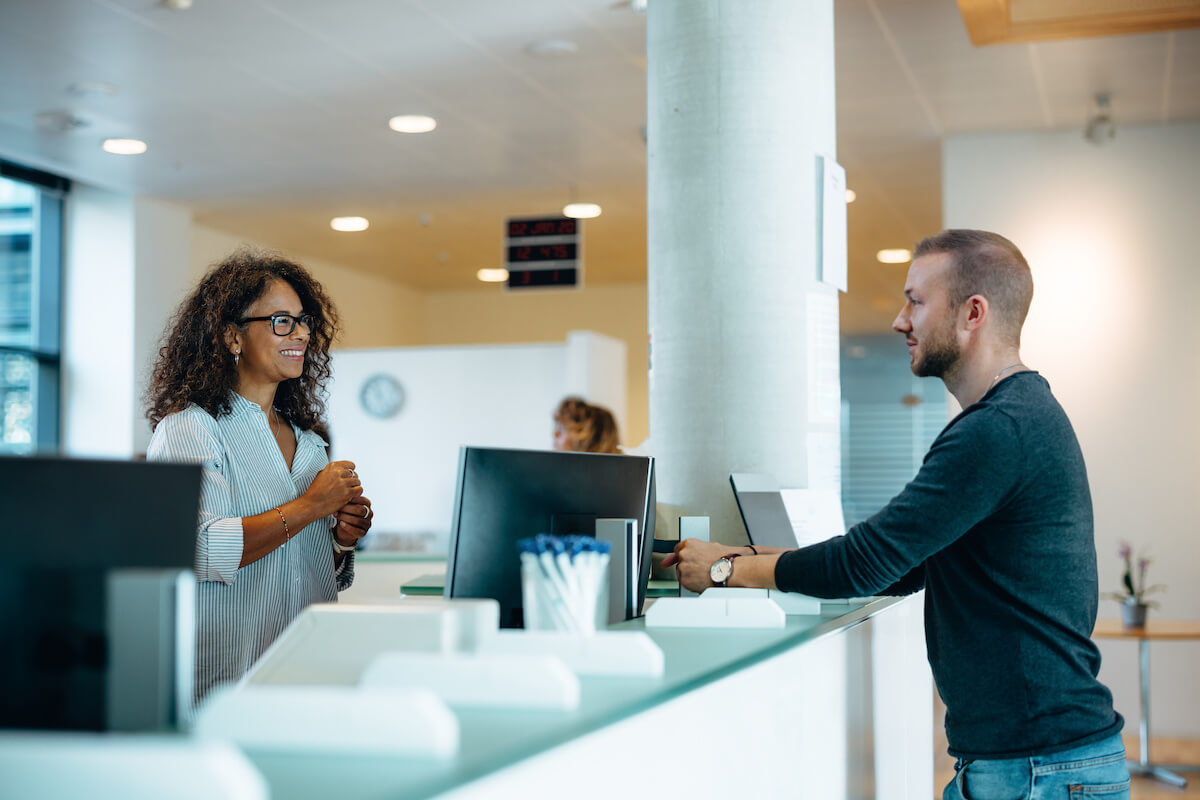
[63,188,193,458]
[327,331,626,551]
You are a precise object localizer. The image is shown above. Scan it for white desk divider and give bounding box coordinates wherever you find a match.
[378,596,502,646]
[644,595,786,628]
[0,733,267,800]
[242,599,499,687]
[361,652,581,710]
[476,630,665,678]
[698,587,823,615]
[194,685,459,758]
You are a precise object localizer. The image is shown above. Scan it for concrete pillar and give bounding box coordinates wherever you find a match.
[647,0,840,540]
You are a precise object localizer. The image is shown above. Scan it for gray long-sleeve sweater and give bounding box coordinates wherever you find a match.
[775,371,1122,759]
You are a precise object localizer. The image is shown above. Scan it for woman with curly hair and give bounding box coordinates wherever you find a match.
[146,248,373,701]
[552,396,621,454]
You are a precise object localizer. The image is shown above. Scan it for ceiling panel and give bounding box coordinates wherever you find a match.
[0,0,1194,327]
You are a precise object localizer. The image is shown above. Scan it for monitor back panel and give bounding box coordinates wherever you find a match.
[729,473,800,549]
[0,456,201,731]
[445,447,655,628]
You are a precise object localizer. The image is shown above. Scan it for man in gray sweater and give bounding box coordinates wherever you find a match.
[665,230,1127,798]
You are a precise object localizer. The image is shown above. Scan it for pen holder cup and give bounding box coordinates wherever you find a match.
[521,558,608,634]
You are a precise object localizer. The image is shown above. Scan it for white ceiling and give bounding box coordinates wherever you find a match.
[1,0,1197,333]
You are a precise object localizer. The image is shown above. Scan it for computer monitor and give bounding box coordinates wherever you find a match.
[0,455,202,732]
[445,447,656,629]
[729,473,800,549]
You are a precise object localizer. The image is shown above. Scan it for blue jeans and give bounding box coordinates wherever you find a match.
[942,733,1130,799]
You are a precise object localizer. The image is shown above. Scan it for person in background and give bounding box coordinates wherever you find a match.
[665,230,1128,798]
[552,396,621,454]
[145,248,374,701]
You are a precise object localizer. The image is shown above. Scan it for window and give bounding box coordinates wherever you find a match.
[0,162,66,454]
[840,334,948,525]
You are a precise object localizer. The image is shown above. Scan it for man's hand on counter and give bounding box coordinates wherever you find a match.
[662,540,785,593]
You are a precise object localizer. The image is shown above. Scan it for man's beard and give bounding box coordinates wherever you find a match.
[913,323,960,379]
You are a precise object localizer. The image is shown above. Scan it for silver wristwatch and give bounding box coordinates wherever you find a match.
[709,554,740,586]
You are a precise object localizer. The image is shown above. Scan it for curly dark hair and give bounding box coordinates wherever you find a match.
[145,248,340,435]
[553,396,621,454]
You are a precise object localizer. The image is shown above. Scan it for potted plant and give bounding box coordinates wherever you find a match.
[1103,541,1165,627]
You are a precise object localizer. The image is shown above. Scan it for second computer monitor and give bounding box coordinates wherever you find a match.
[729,472,801,549]
[445,447,656,628]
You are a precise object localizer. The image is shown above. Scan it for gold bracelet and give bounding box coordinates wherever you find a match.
[275,507,290,541]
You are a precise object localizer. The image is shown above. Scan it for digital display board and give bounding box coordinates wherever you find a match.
[503,216,581,291]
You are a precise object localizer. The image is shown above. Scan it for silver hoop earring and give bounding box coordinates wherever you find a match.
[233,352,240,365]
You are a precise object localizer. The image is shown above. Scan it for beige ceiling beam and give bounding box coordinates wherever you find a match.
[957,0,1200,45]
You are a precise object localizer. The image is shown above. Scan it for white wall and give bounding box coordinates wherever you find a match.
[63,185,135,456]
[564,330,627,436]
[327,336,627,551]
[944,121,1200,737]
[132,198,194,455]
[192,225,427,349]
[62,188,193,457]
[424,285,649,448]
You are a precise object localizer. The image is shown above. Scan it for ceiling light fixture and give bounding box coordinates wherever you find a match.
[845,188,857,204]
[563,202,601,219]
[101,138,147,155]
[477,268,509,283]
[388,115,437,134]
[160,0,193,9]
[876,248,911,264]
[330,216,369,232]
[1083,92,1116,146]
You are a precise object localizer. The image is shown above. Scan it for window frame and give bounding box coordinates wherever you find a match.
[0,160,67,452]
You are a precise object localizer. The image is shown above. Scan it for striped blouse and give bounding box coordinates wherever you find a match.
[146,391,354,701]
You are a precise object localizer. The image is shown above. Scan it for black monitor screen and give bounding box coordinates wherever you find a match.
[445,447,655,628]
[0,455,201,731]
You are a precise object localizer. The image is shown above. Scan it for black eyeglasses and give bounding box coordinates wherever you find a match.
[238,313,314,336]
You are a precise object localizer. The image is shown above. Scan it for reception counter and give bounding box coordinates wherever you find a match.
[243,593,932,799]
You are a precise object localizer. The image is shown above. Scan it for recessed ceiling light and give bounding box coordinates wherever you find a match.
[477,268,509,283]
[102,138,147,155]
[563,202,601,219]
[388,115,437,134]
[160,0,193,9]
[876,248,911,264]
[845,189,857,204]
[330,216,369,232]
[524,39,579,56]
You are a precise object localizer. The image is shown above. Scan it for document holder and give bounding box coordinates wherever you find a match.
[595,518,638,622]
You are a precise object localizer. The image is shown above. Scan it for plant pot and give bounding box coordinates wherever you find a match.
[1121,599,1148,628]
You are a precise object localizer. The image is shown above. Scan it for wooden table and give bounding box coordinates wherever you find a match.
[1093,620,1200,787]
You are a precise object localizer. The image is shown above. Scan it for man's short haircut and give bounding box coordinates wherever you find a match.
[913,229,1033,346]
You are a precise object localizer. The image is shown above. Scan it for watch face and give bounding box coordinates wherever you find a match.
[359,373,405,419]
[710,557,733,584]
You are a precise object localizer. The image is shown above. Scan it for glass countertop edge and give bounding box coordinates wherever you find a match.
[357,551,449,563]
[331,595,905,800]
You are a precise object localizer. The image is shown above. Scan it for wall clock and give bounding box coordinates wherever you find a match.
[359,373,405,419]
